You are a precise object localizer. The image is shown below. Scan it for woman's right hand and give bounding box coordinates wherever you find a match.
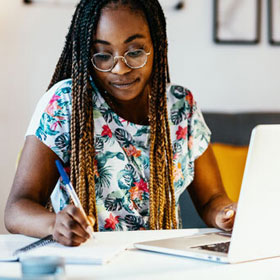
[52,205,94,246]
[5,136,96,245]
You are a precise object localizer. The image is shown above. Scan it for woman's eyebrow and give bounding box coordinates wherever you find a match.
[93,34,145,45]
[93,39,110,45]
[124,34,145,43]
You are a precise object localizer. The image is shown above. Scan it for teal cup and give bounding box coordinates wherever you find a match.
[20,256,65,280]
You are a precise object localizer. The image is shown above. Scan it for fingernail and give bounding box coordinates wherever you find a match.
[86,226,93,235]
[225,209,234,218]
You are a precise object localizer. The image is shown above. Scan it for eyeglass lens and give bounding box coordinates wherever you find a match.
[92,49,147,71]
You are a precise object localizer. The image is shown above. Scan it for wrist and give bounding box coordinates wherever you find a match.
[46,212,56,236]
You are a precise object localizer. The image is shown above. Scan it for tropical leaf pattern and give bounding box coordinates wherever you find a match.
[28,79,210,231]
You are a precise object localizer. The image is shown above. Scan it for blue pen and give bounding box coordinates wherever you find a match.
[55,160,95,239]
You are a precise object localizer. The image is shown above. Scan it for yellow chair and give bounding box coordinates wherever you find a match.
[212,143,248,202]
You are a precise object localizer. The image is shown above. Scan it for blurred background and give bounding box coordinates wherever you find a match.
[0,0,279,233]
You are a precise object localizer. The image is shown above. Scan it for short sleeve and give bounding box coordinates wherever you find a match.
[185,89,211,161]
[168,84,211,162]
[25,79,72,163]
[168,84,211,212]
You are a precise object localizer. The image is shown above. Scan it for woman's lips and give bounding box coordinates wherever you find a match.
[110,78,139,89]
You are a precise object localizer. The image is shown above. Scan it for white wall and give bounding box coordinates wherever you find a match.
[0,0,73,234]
[0,0,279,234]
[165,0,280,111]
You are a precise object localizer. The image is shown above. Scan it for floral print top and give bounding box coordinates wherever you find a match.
[26,78,211,231]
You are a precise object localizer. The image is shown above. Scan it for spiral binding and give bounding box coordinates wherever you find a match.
[13,235,55,256]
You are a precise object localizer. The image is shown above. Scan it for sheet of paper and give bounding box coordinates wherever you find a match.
[0,236,37,262]
[18,237,128,265]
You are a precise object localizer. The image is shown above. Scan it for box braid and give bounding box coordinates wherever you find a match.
[47,0,177,231]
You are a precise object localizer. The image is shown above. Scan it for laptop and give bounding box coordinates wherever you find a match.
[134,125,280,263]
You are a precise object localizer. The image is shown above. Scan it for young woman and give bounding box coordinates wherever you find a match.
[5,0,236,246]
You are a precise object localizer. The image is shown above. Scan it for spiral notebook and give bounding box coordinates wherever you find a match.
[0,234,127,265]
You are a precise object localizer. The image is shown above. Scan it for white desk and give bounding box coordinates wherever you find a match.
[0,229,280,280]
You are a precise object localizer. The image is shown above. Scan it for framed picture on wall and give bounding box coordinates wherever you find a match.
[23,0,186,8]
[214,0,261,44]
[268,0,280,45]
[23,0,77,4]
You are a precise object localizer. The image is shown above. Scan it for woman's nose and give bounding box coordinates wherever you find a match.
[111,57,131,75]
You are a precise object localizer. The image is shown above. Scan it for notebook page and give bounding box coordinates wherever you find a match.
[0,236,38,262]
[19,237,128,265]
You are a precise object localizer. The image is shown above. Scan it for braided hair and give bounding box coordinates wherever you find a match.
[48,0,177,230]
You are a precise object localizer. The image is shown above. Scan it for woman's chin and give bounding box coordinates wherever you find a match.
[108,82,146,102]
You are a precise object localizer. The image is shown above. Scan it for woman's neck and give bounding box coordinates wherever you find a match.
[102,87,150,125]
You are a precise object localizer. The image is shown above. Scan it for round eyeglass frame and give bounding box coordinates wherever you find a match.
[91,49,151,72]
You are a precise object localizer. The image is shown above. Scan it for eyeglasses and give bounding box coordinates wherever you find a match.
[91,49,151,72]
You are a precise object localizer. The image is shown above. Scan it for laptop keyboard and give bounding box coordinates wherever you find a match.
[192,241,230,253]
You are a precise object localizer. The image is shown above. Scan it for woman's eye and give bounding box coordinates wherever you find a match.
[95,53,111,61]
[127,50,143,58]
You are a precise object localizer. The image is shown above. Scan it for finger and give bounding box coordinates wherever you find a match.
[59,222,89,244]
[62,218,89,239]
[57,206,90,239]
[53,232,83,247]
[216,214,235,231]
[216,222,233,231]
[216,211,235,231]
[220,204,236,221]
[224,209,235,219]
[221,219,234,231]
[61,216,90,240]
[65,205,92,232]
[216,209,232,222]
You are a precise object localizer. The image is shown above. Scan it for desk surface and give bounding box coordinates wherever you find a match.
[0,229,280,280]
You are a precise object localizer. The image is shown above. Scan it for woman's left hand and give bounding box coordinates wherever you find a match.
[214,202,237,231]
